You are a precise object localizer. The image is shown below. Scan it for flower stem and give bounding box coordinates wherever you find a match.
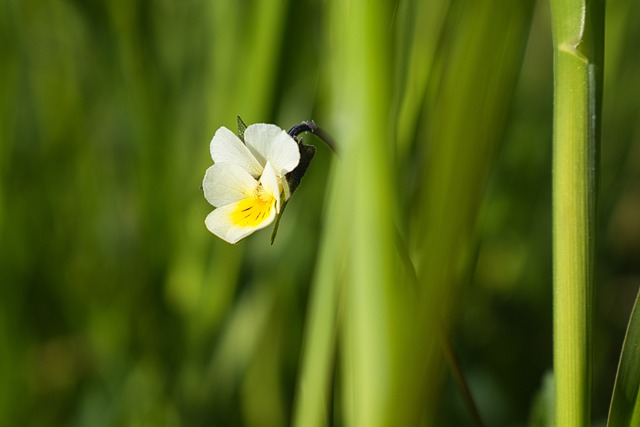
[288,120,337,153]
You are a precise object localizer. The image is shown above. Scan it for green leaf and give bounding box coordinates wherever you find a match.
[607,288,640,427]
[527,372,555,427]
[237,115,248,142]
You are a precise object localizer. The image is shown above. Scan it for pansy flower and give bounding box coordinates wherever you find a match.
[202,123,301,244]
[203,118,334,244]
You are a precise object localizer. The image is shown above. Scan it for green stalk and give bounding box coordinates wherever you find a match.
[293,0,394,424]
[549,0,603,425]
[390,1,535,424]
[328,0,395,425]
[291,164,344,427]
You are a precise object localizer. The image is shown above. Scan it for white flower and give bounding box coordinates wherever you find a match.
[202,124,300,244]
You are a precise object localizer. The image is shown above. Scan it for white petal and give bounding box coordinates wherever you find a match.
[210,126,263,177]
[205,201,277,244]
[244,124,300,176]
[260,162,281,212]
[202,163,258,207]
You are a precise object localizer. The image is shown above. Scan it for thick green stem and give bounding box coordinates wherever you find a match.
[552,48,593,426]
[550,0,603,425]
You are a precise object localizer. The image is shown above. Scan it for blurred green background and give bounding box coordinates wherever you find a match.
[1,0,639,426]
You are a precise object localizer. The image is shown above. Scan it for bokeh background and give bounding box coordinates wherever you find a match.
[1,0,639,426]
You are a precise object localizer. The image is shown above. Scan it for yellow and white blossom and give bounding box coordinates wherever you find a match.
[202,123,300,244]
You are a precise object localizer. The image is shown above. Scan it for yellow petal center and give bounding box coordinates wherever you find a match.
[229,185,277,228]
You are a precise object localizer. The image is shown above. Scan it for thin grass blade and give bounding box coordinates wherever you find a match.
[607,289,640,427]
